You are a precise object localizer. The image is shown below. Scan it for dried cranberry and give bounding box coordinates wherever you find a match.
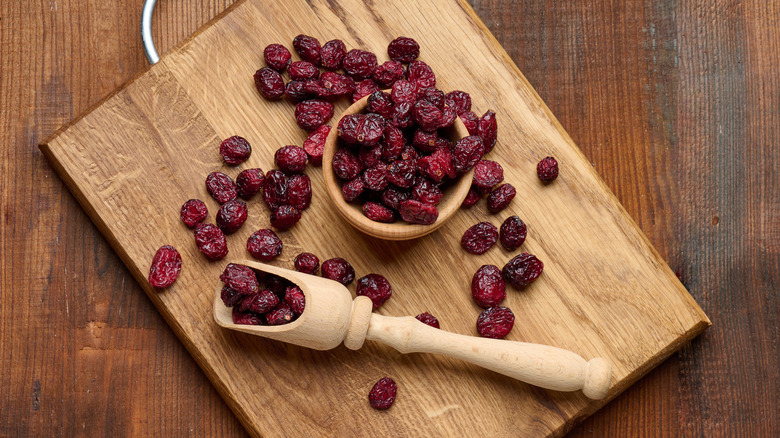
[477,110,498,153]
[219,135,252,165]
[247,229,283,261]
[352,79,380,103]
[356,274,392,309]
[358,145,382,169]
[439,105,458,128]
[293,34,321,65]
[358,114,386,147]
[461,222,498,254]
[386,159,417,188]
[380,187,409,210]
[367,91,394,119]
[407,60,436,88]
[500,216,527,251]
[537,156,559,183]
[148,245,181,288]
[254,67,285,100]
[475,184,493,196]
[220,285,243,307]
[295,99,334,131]
[415,312,440,328]
[388,36,420,63]
[263,44,292,72]
[461,188,481,208]
[368,377,397,410]
[477,306,515,339]
[399,199,438,225]
[194,223,228,260]
[287,174,312,210]
[452,136,484,173]
[206,172,237,204]
[342,177,365,202]
[391,80,419,104]
[413,100,444,132]
[363,202,395,223]
[461,111,479,135]
[363,163,389,191]
[487,183,516,213]
[220,263,259,296]
[321,39,347,69]
[412,129,438,153]
[265,275,288,297]
[420,147,456,183]
[232,308,263,325]
[270,205,301,230]
[471,265,506,308]
[303,125,330,165]
[372,61,405,88]
[262,169,288,209]
[285,80,314,102]
[473,160,504,189]
[288,60,320,81]
[284,285,306,315]
[445,90,471,115]
[180,199,208,228]
[294,252,320,274]
[274,145,308,173]
[419,87,445,109]
[266,301,294,325]
[236,168,264,199]
[343,49,378,80]
[332,148,361,180]
[503,253,544,287]
[381,125,405,161]
[412,178,443,205]
[320,72,355,98]
[321,257,355,286]
[216,199,248,234]
[390,101,413,128]
[242,289,280,314]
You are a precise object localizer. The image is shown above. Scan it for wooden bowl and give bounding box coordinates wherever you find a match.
[322,95,473,240]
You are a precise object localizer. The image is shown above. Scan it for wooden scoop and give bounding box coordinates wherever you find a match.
[213,260,612,400]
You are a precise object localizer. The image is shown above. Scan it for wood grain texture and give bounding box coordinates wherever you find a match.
[3,1,777,438]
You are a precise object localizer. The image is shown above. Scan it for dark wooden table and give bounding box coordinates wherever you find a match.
[2,1,777,436]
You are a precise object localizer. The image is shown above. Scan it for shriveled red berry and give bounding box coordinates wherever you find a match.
[342,177,365,202]
[254,67,285,100]
[452,136,484,173]
[399,199,438,225]
[321,257,355,286]
[357,274,392,309]
[262,169,288,209]
[487,183,516,213]
[380,187,409,210]
[264,44,292,72]
[148,245,181,288]
[303,125,330,165]
[295,99,334,131]
[236,168,264,200]
[332,148,361,180]
[206,172,237,204]
[367,91,394,119]
[288,60,320,81]
[372,61,405,88]
[320,72,355,98]
[294,252,320,275]
[471,265,506,308]
[419,87,445,109]
[477,110,498,153]
[500,216,527,251]
[407,60,436,88]
[247,229,283,261]
[274,145,308,173]
[415,312,440,328]
[381,125,406,161]
[477,306,515,339]
[194,223,228,260]
[418,147,455,183]
[266,301,294,325]
[461,187,481,208]
[342,49,378,80]
[358,145,382,169]
[220,263,259,296]
[321,39,347,69]
[388,36,420,63]
[503,252,544,288]
[216,199,248,234]
[445,90,471,115]
[461,222,498,255]
[241,289,280,314]
[412,129,438,153]
[284,285,306,315]
[368,377,397,410]
[232,308,263,325]
[358,114,386,147]
[265,275,288,297]
[391,101,414,128]
[284,79,314,102]
[390,80,419,104]
[287,173,312,210]
[293,34,321,65]
[363,202,395,223]
[439,105,457,128]
[461,111,479,135]
[413,100,444,132]
[537,156,559,183]
[362,163,388,192]
[270,205,302,230]
[220,135,252,165]
[412,178,443,205]
[180,199,208,228]
[386,159,417,188]
[220,285,243,307]
[473,160,504,189]
[352,79,380,103]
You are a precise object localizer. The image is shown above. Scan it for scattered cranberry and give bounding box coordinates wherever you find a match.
[419,87,445,108]
[219,135,252,165]
[254,67,285,100]
[220,285,243,307]
[461,222,498,254]
[363,202,395,223]
[352,79,380,103]
[503,252,544,288]
[148,245,181,288]
[284,285,306,315]
[412,129,438,153]
[220,263,259,296]
[293,34,321,65]
[285,80,314,102]
[461,188,480,208]
[266,301,294,325]
[303,125,330,165]
[320,72,355,98]
[242,289,280,314]
[270,205,302,230]
[367,91,394,119]
[369,377,397,410]
[477,306,515,339]
[232,308,263,325]
[342,177,365,202]
[194,223,228,260]
[206,172,237,204]
[452,136,484,173]
[471,265,506,308]
[321,257,355,286]
[412,179,443,205]
[473,160,504,189]
[275,145,309,173]
[287,174,312,210]
[445,90,471,115]
[500,216,527,251]
[387,36,419,63]
[343,49,378,80]
[263,44,292,72]
[295,99,334,131]
[262,169,288,209]
[461,111,479,135]
[487,183,516,213]
[294,252,320,274]
[415,312,440,328]
[537,156,559,183]
[390,80,419,105]
[216,199,248,234]
[386,159,416,188]
[362,163,389,192]
[399,199,438,225]
[372,61,404,88]
[288,60,320,81]
[321,39,347,69]
[407,60,436,88]
[380,187,409,210]
[247,229,283,261]
[391,101,414,128]
[413,100,443,132]
[356,274,393,309]
[332,148,362,180]
[236,168,264,199]
[180,199,208,228]
[477,110,498,153]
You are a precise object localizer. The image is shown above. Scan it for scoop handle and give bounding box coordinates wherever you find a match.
[365,314,612,399]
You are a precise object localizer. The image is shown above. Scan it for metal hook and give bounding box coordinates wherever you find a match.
[141,0,160,64]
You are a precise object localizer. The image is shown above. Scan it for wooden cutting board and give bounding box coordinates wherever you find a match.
[40,0,710,436]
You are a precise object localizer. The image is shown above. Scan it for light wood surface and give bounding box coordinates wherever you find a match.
[35,0,712,436]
